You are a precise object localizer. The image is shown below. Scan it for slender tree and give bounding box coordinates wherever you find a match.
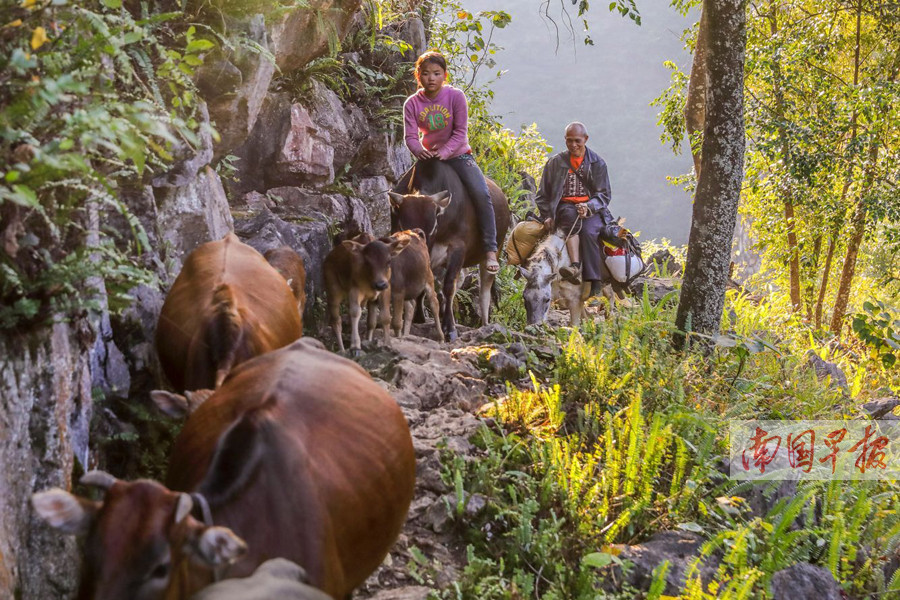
[674,0,747,348]
[684,4,709,178]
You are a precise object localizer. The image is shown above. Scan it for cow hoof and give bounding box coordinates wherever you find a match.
[446,330,458,342]
[350,348,364,358]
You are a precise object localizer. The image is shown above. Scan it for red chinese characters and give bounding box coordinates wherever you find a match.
[787,429,815,473]
[818,428,847,475]
[741,427,782,474]
[849,424,889,474]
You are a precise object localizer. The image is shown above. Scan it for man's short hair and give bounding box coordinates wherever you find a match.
[565,122,589,137]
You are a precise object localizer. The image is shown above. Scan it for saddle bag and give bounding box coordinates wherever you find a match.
[506,216,546,266]
[602,230,645,284]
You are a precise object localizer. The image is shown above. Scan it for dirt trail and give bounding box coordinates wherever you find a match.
[350,322,556,599]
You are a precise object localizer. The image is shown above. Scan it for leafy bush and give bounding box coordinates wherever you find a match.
[0,0,210,329]
[853,300,900,373]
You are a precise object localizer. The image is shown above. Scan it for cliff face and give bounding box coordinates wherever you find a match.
[0,3,426,597]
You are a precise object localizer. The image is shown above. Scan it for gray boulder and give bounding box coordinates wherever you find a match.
[608,531,719,594]
[862,396,900,419]
[153,166,234,275]
[805,351,849,393]
[269,0,363,72]
[356,176,392,237]
[198,15,278,158]
[307,80,369,171]
[770,563,842,600]
[353,131,414,183]
[269,103,336,187]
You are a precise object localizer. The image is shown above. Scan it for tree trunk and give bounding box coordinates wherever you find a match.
[806,233,821,321]
[814,227,837,329]
[829,141,879,335]
[674,0,746,349]
[816,3,863,330]
[768,7,802,312]
[684,5,709,178]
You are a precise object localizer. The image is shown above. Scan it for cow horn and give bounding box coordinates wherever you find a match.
[387,192,404,208]
[429,190,452,209]
[80,470,117,490]
[175,493,193,524]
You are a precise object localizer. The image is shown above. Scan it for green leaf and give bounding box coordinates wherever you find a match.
[101,0,122,8]
[185,39,215,53]
[677,521,704,533]
[11,185,39,208]
[582,552,619,568]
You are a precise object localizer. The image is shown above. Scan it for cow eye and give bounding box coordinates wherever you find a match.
[149,561,170,580]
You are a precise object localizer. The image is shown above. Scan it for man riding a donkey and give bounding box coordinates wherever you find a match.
[535,122,623,298]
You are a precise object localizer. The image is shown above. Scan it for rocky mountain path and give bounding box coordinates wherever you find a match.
[347,321,562,600]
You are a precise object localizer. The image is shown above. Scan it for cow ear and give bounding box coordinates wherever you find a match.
[195,526,247,567]
[32,489,99,535]
[340,240,364,253]
[388,192,405,208]
[429,190,452,209]
[388,236,411,257]
[151,390,191,418]
[517,266,530,279]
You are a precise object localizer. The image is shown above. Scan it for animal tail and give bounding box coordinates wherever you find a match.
[207,283,244,387]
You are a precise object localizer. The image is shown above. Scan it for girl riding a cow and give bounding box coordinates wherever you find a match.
[402,51,500,274]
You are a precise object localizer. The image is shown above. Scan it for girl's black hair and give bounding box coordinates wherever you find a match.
[414,51,448,84]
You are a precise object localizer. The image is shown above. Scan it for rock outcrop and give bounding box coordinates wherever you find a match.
[0,323,94,600]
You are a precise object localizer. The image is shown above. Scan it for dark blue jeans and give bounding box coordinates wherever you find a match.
[555,202,604,282]
[445,153,498,253]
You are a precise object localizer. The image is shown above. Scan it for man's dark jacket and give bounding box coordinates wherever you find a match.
[534,147,614,226]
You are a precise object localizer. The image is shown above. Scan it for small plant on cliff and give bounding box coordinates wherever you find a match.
[0,0,212,329]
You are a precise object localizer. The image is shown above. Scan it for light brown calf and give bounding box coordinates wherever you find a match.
[387,229,443,341]
[323,232,409,353]
[264,246,307,321]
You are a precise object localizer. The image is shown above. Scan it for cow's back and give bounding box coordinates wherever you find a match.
[156,233,302,391]
[166,338,416,598]
[400,160,510,268]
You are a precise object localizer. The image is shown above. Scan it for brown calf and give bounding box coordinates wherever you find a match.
[323,232,410,353]
[33,338,416,600]
[264,246,307,320]
[155,233,302,391]
[387,229,443,341]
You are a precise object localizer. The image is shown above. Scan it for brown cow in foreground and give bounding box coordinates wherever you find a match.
[323,232,410,354]
[155,233,302,391]
[33,338,416,600]
[264,246,307,318]
[387,229,443,342]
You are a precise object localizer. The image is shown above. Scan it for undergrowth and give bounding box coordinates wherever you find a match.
[439,291,900,598]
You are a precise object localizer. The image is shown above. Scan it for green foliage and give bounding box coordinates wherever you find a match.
[852,300,900,377]
[443,290,900,597]
[738,0,900,326]
[0,0,209,329]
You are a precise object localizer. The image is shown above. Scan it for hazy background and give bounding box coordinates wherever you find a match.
[464,1,696,243]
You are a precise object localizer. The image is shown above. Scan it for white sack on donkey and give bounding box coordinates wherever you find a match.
[599,222,645,284]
